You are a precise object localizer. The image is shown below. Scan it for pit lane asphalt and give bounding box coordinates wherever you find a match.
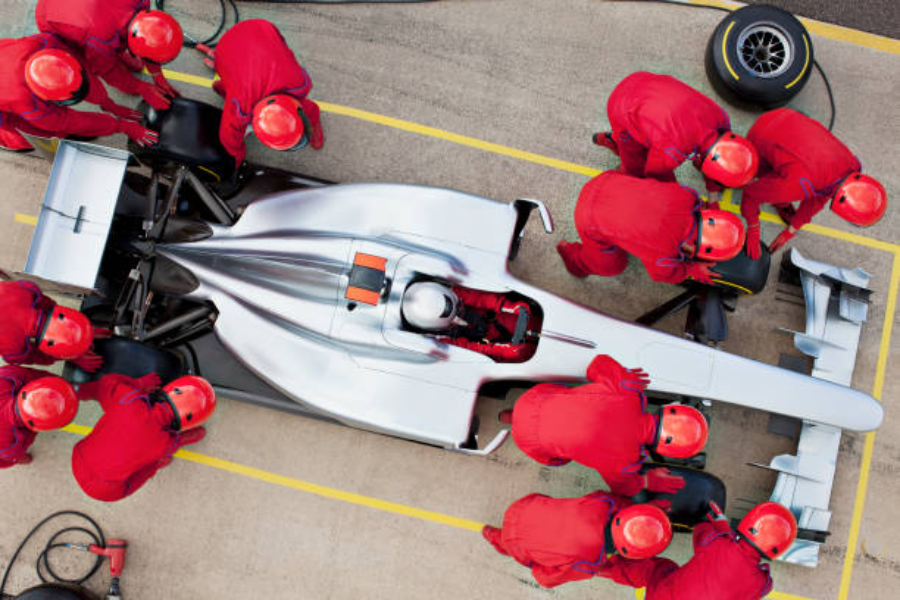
[0,2,898,600]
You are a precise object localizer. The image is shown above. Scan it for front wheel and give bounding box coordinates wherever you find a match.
[705,5,813,109]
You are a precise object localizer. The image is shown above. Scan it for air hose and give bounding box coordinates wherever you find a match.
[0,511,107,597]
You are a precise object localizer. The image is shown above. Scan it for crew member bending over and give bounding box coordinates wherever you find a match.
[502,354,707,496]
[0,34,158,152]
[557,172,746,284]
[741,108,887,258]
[593,71,758,194]
[36,2,183,109]
[0,280,104,372]
[482,490,672,588]
[401,281,540,362]
[1,366,77,468]
[197,19,324,167]
[72,373,216,501]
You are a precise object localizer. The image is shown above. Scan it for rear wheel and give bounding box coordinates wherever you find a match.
[706,5,813,109]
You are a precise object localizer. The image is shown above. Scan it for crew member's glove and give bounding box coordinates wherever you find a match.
[768,228,795,253]
[649,498,672,512]
[196,44,216,70]
[645,467,686,494]
[139,83,172,110]
[118,121,159,147]
[687,262,716,285]
[102,102,142,122]
[16,453,33,466]
[746,223,762,260]
[72,350,103,373]
[706,500,728,523]
[623,367,651,391]
[135,372,162,392]
[177,426,207,448]
[152,72,180,99]
[92,327,113,339]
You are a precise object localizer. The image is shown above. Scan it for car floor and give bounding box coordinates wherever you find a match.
[0,1,898,599]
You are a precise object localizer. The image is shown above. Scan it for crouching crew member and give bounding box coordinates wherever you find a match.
[401,281,539,362]
[36,2,183,109]
[1,366,77,468]
[198,19,324,167]
[594,72,758,193]
[502,354,707,496]
[0,35,159,152]
[741,108,887,258]
[594,501,797,599]
[72,373,216,501]
[482,491,672,588]
[557,172,746,284]
[0,280,104,371]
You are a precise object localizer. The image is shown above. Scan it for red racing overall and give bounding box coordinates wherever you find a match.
[439,287,539,362]
[72,374,204,502]
[35,0,165,98]
[483,491,632,588]
[563,171,709,284]
[511,355,658,495]
[0,280,58,366]
[212,19,323,166]
[0,35,131,151]
[0,365,51,468]
[742,108,861,231]
[607,72,731,192]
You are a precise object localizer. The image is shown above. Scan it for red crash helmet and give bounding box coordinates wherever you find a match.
[252,95,306,151]
[162,376,216,431]
[16,377,78,432]
[610,504,673,559]
[37,306,93,360]
[128,10,183,64]
[24,48,88,105]
[694,209,746,262]
[830,173,887,226]
[700,132,759,188]
[654,404,709,459]
[738,502,798,559]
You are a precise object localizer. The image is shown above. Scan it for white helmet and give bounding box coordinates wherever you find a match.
[402,282,459,330]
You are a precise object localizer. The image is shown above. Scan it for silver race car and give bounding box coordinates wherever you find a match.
[21,99,882,460]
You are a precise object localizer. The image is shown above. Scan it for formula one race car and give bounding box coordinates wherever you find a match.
[20,99,882,458]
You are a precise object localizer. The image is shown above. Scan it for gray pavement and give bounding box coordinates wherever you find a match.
[0,1,898,599]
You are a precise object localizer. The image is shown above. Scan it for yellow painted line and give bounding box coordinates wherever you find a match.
[721,21,740,80]
[318,101,602,177]
[14,213,38,226]
[838,250,900,600]
[785,34,810,89]
[160,68,215,89]
[60,422,484,533]
[684,0,900,56]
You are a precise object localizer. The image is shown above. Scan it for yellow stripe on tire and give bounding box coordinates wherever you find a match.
[722,21,740,80]
[785,34,811,89]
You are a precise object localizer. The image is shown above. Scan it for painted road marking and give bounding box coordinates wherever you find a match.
[682,0,900,56]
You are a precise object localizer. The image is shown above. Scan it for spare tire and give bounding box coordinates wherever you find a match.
[705,5,813,109]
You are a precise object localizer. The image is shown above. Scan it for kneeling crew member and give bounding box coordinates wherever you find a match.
[741,108,887,258]
[199,19,324,167]
[0,35,158,152]
[72,373,216,501]
[594,72,758,193]
[0,280,104,371]
[504,354,707,496]
[594,501,797,599]
[482,491,672,588]
[557,172,746,284]
[1,366,77,468]
[36,2,183,109]
[402,281,539,362]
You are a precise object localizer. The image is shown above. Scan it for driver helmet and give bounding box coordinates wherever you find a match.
[401,282,459,331]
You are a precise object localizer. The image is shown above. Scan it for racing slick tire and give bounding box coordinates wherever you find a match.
[705,5,813,109]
